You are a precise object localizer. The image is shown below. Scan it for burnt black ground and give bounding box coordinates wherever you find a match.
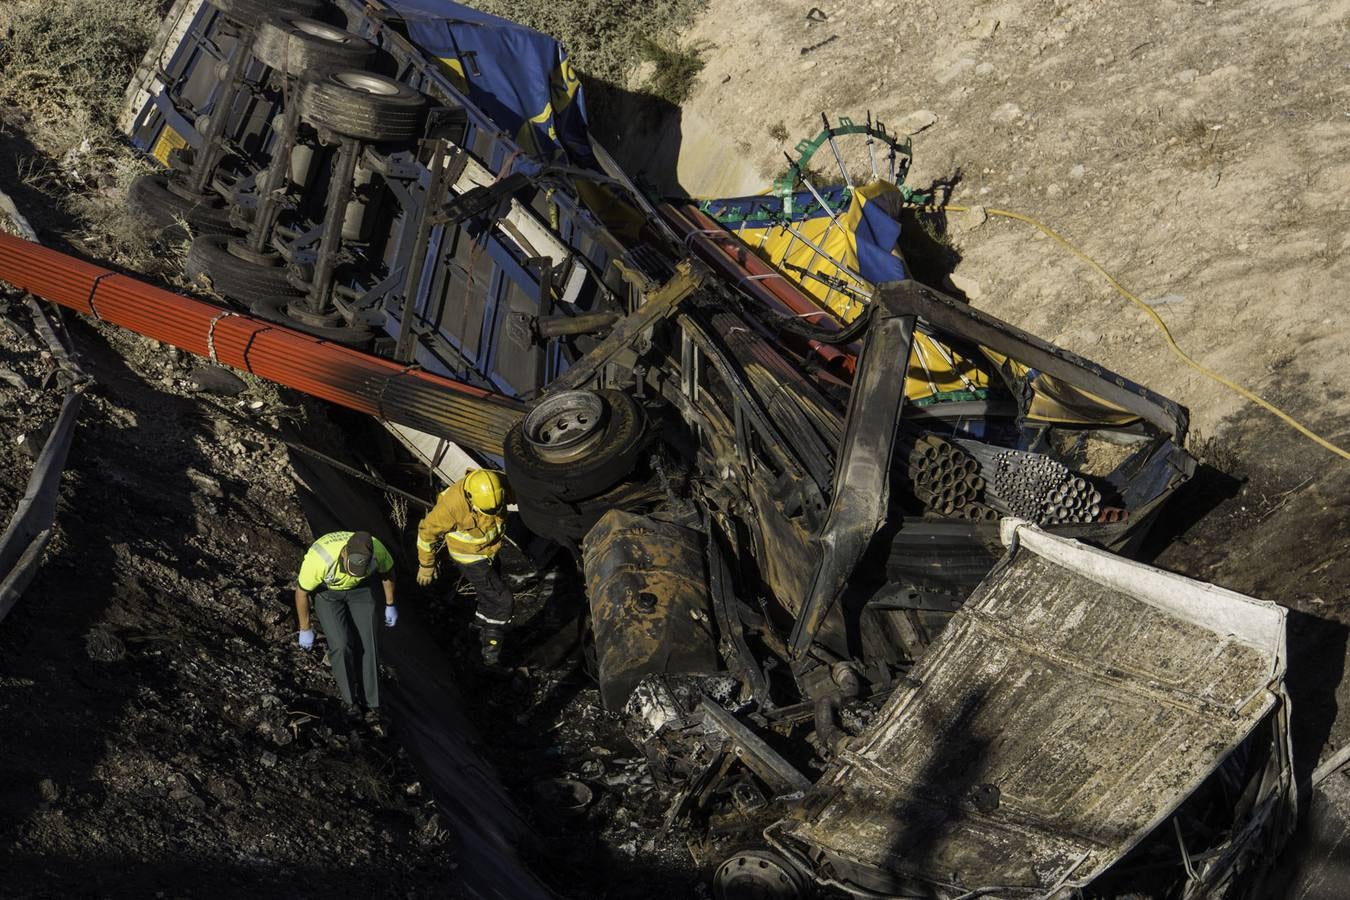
[0,317,465,898]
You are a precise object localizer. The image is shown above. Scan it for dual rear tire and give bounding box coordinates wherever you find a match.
[252,15,377,75]
[506,390,662,543]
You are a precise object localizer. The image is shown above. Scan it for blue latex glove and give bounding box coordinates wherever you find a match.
[298,628,315,649]
[384,605,398,628]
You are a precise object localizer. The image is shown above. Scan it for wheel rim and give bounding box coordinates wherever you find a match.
[712,850,806,900]
[332,71,400,96]
[290,18,352,44]
[524,390,607,463]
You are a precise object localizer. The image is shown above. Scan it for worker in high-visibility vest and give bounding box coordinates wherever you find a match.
[294,530,397,716]
[415,469,513,664]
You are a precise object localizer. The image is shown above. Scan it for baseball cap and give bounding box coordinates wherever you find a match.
[344,531,374,577]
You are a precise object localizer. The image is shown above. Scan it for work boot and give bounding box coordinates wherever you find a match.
[480,626,504,666]
[363,708,387,739]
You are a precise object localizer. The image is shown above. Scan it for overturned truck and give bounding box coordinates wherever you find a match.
[0,0,1297,895]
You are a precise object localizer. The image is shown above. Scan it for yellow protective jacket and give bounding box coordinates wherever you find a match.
[416,477,508,566]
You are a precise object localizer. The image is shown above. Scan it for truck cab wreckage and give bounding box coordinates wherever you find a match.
[0,0,1296,896]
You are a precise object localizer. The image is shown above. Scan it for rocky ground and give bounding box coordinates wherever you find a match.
[0,301,470,895]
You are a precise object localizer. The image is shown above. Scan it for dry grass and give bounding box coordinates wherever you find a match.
[0,0,168,268]
[464,0,707,86]
[636,37,705,106]
[0,0,158,147]
[1165,114,1227,172]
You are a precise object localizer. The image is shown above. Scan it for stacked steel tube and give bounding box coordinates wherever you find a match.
[904,434,999,521]
[0,233,526,456]
[953,439,1102,524]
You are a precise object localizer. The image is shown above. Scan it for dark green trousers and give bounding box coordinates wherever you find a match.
[314,585,381,709]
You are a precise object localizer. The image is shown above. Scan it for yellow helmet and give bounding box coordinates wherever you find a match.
[464,469,506,514]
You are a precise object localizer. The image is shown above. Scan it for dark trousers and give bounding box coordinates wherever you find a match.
[457,557,513,626]
[314,585,381,708]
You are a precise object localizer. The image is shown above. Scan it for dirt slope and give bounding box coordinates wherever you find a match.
[673,0,1348,438]
[0,311,464,896]
[655,0,1350,751]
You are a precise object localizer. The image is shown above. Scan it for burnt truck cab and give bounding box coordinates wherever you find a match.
[544,266,1196,680]
[543,270,1289,900]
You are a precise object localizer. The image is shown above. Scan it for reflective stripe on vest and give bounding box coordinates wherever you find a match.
[310,541,342,587]
[448,522,501,547]
[445,517,501,564]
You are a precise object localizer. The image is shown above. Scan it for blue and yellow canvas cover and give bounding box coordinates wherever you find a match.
[383,0,596,168]
[699,182,1134,424]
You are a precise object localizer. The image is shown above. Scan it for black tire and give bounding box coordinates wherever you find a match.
[186,234,301,306]
[252,15,376,75]
[207,0,323,27]
[298,69,427,142]
[505,390,649,502]
[126,174,233,242]
[515,461,667,543]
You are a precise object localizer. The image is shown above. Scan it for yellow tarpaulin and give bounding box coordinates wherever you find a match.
[718,181,1138,422]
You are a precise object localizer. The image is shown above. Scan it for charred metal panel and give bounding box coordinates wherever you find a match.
[743,478,816,620]
[881,280,1189,441]
[779,524,1289,894]
[788,310,916,660]
[583,510,720,711]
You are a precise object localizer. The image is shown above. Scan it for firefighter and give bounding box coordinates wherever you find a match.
[294,530,397,715]
[415,468,513,664]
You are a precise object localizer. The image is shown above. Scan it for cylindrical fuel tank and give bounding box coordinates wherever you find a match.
[583,510,720,711]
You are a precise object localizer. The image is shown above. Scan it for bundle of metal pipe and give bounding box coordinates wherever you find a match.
[952,439,1103,525]
[0,233,526,456]
[904,433,986,517]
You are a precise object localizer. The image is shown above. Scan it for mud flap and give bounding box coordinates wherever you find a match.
[582,510,721,710]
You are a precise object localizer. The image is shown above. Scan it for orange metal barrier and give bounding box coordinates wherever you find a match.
[0,233,525,456]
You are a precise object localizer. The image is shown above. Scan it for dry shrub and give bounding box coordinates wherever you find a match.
[0,0,159,148]
[464,0,707,86]
[0,0,170,268]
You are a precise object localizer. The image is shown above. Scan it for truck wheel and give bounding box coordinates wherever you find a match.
[248,296,374,347]
[252,16,377,75]
[207,0,323,27]
[517,470,666,543]
[186,234,300,306]
[713,848,809,900]
[298,70,427,142]
[127,174,233,242]
[505,389,650,502]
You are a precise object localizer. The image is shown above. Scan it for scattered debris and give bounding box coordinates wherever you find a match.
[185,365,246,396]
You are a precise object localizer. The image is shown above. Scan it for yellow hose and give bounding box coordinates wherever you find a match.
[910,203,1350,462]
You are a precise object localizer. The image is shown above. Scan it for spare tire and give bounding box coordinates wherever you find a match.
[252,16,377,75]
[505,389,650,503]
[298,70,427,142]
[207,0,323,26]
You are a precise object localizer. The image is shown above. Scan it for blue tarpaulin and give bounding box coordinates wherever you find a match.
[383,0,596,168]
